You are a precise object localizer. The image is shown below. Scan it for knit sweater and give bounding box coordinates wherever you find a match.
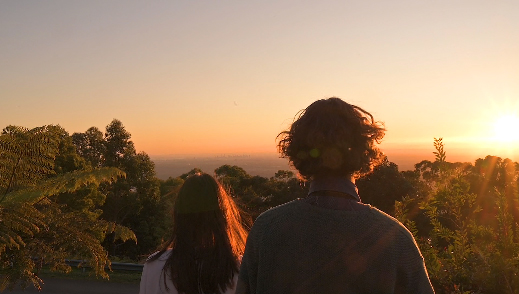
[237,199,434,294]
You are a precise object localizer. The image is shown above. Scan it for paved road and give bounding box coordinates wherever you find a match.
[6,278,139,294]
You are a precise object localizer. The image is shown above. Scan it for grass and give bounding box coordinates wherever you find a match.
[37,266,142,284]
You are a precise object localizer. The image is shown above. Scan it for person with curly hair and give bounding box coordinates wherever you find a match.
[140,173,248,294]
[236,97,434,294]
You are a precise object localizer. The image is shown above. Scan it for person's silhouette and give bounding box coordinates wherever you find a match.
[236,97,435,294]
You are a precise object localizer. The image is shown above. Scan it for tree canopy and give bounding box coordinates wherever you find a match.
[0,125,135,291]
[4,121,519,293]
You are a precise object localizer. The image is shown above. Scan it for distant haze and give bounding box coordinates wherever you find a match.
[152,147,519,180]
[152,154,292,180]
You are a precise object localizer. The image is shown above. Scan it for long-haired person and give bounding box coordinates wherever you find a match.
[140,173,248,294]
[236,97,434,293]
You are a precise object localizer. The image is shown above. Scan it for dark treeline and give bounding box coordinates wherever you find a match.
[2,121,519,293]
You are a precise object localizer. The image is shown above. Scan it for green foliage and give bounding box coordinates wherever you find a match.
[215,164,251,193]
[357,157,416,214]
[396,138,519,294]
[419,177,480,291]
[7,121,519,294]
[273,170,294,181]
[72,120,161,259]
[71,127,106,168]
[160,176,184,196]
[0,125,134,291]
[2,168,124,206]
[0,125,60,196]
[214,165,305,220]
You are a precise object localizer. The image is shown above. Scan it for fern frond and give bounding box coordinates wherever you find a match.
[0,125,130,290]
[102,220,137,243]
[2,167,125,206]
[0,126,60,196]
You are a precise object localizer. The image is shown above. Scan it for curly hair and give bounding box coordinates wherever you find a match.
[277,97,385,180]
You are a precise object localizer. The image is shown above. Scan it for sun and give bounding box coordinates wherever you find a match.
[493,114,519,143]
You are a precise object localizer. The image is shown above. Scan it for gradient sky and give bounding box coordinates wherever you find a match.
[2,0,519,161]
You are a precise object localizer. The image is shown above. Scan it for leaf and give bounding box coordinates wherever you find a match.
[2,168,125,206]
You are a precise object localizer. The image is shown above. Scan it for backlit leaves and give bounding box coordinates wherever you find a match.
[0,125,129,291]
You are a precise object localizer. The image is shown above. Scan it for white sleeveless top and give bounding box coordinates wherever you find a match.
[139,249,238,294]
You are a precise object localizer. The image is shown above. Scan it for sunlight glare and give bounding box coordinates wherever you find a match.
[493,115,519,143]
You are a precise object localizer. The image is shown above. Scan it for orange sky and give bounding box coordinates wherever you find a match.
[1,1,519,161]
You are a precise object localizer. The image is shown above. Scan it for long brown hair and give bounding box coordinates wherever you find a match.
[149,173,248,294]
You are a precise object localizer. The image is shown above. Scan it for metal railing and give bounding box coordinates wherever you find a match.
[65,260,143,272]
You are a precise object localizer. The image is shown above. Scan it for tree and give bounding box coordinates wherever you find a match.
[213,165,305,221]
[395,138,519,293]
[215,165,251,195]
[103,120,133,167]
[71,127,106,168]
[356,157,415,215]
[215,165,250,180]
[0,125,135,291]
[72,120,162,259]
[0,126,58,194]
[273,170,295,182]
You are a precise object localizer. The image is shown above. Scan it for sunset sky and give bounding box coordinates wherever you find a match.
[2,1,519,163]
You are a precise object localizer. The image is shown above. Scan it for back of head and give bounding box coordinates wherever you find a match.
[175,173,220,214]
[158,173,247,294]
[277,97,385,180]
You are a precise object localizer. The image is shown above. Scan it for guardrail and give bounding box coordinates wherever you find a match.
[65,260,144,272]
